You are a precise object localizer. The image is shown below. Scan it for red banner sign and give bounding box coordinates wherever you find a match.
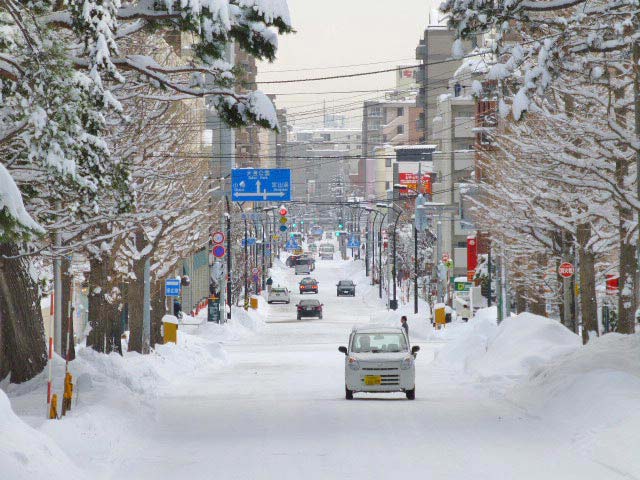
[398,173,432,196]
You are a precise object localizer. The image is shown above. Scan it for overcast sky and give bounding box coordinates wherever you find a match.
[257,0,434,130]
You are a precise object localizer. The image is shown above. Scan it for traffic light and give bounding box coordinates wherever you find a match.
[293,223,297,228]
[301,220,304,224]
[338,224,343,229]
[279,206,288,216]
[336,232,341,237]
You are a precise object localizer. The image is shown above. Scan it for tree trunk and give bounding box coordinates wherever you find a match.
[614,88,636,334]
[576,223,598,343]
[87,255,122,354]
[127,230,146,353]
[60,256,76,361]
[150,278,165,347]
[0,242,47,383]
[515,281,527,314]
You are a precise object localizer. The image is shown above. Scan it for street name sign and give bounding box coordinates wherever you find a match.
[231,169,291,202]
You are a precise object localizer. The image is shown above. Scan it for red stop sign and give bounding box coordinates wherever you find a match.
[558,262,575,278]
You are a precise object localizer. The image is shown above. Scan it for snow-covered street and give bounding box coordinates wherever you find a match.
[6,257,639,480]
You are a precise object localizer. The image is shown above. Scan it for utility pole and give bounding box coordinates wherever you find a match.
[496,252,503,324]
[414,225,418,314]
[225,196,232,321]
[487,240,492,308]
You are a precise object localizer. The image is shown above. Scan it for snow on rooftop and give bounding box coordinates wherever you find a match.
[394,144,438,151]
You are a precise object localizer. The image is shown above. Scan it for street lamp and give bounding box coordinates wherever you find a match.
[376,201,403,310]
[393,184,423,314]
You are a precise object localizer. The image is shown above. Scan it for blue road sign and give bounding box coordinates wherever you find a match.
[285,240,299,251]
[241,238,257,247]
[165,278,181,297]
[231,168,291,202]
[347,236,361,249]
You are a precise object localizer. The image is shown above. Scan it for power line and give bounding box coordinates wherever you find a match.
[259,58,417,74]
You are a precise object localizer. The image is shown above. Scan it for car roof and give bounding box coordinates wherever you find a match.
[338,280,354,283]
[352,326,404,334]
[299,299,320,305]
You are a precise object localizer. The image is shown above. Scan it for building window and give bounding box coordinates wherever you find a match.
[385,181,390,190]
[397,107,404,117]
[397,125,404,134]
[385,158,392,167]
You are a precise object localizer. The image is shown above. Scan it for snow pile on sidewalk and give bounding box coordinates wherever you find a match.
[473,313,581,379]
[432,308,640,477]
[0,390,82,480]
[434,308,581,379]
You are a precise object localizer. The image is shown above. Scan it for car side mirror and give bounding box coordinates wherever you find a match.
[411,345,420,356]
[338,346,348,355]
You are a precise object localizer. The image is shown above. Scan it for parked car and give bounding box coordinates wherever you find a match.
[338,326,420,400]
[299,277,318,294]
[296,299,323,320]
[336,280,356,296]
[267,287,290,304]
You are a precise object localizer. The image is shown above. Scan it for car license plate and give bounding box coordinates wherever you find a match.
[305,307,312,310]
[364,375,382,386]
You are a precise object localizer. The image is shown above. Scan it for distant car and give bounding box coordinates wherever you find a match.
[297,299,323,320]
[299,277,318,294]
[325,232,333,240]
[286,255,301,267]
[339,326,420,400]
[319,243,335,260]
[295,262,311,275]
[267,287,290,304]
[336,280,355,296]
[294,256,315,273]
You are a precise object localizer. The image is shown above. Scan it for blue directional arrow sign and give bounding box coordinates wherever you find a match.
[165,278,181,297]
[231,168,291,202]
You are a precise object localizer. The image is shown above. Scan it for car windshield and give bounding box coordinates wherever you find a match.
[351,333,408,353]
[301,278,315,284]
[339,281,354,286]
[296,258,312,265]
[299,300,320,306]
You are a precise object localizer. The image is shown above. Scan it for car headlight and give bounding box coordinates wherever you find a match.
[347,357,360,371]
[400,356,414,370]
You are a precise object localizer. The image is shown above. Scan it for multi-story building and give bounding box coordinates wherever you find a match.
[414,14,477,148]
[430,56,487,276]
[286,127,361,201]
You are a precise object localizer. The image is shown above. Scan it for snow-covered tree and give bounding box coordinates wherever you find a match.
[0,0,291,381]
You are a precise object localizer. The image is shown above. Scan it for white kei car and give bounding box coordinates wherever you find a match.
[267,287,290,304]
[338,326,419,400]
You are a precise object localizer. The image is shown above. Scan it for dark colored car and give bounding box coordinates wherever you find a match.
[299,277,318,294]
[297,299,323,320]
[286,255,301,267]
[336,280,355,297]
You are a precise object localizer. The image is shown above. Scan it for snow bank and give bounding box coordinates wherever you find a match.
[0,390,82,480]
[510,333,640,478]
[473,313,580,379]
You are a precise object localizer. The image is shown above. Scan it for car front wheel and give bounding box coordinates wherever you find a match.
[406,388,415,400]
[345,386,353,400]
